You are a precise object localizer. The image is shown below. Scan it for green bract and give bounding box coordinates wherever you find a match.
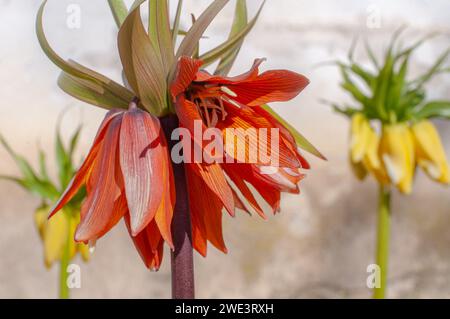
[0,124,85,209]
[332,31,450,124]
[37,0,265,117]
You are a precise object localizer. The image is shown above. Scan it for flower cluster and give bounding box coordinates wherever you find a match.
[37,0,323,270]
[350,113,448,194]
[334,32,450,193]
[0,127,90,267]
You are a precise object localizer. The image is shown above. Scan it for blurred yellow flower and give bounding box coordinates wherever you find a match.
[349,113,370,180]
[379,124,415,194]
[412,120,450,184]
[349,113,390,184]
[363,128,390,185]
[34,206,90,268]
[335,31,450,299]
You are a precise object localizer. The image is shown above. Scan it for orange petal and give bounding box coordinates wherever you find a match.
[186,167,227,254]
[231,187,250,215]
[49,110,123,218]
[119,109,165,235]
[75,116,124,242]
[154,134,175,249]
[229,70,309,107]
[190,196,208,257]
[253,105,310,169]
[224,166,266,219]
[187,162,235,217]
[218,104,301,169]
[174,96,208,149]
[227,163,281,214]
[125,214,164,271]
[253,165,302,194]
[195,58,264,83]
[170,57,203,99]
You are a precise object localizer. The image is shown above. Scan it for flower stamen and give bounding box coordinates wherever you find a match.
[220,86,238,97]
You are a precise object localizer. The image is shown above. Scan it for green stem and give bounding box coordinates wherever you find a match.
[373,185,391,299]
[59,213,72,299]
[108,0,128,28]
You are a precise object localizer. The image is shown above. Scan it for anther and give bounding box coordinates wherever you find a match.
[220,86,238,97]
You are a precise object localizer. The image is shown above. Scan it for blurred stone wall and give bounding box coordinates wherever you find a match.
[0,0,449,298]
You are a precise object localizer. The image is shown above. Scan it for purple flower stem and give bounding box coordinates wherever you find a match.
[161,115,195,299]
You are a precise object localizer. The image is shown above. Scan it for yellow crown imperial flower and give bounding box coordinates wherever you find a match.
[349,113,390,184]
[35,206,90,268]
[379,124,415,194]
[411,120,450,184]
[349,113,370,180]
[333,30,450,299]
[362,127,390,185]
[350,113,371,163]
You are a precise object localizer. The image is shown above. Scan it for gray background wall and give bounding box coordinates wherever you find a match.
[0,0,449,298]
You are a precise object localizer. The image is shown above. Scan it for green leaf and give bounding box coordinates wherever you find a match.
[0,135,40,183]
[388,54,409,115]
[118,3,168,115]
[364,39,379,70]
[172,0,184,46]
[58,72,132,110]
[199,1,264,68]
[413,48,450,88]
[69,126,82,158]
[37,1,133,109]
[348,63,376,91]
[38,148,50,181]
[261,105,326,160]
[395,33,438,62]
[148,0,174,73]
[175,0,230,60]
[0,175,28,189]
[190,14,200,59]
[0,136,59,200]
[321,99,359,118]
[55,125,72,189]
[373,45,395,121]
[339,64,369,106]
[414,101,450,119]
[0,175,59,199]
[108,0,128,28]
[215,0,248,75]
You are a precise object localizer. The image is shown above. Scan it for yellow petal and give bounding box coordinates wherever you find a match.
[412,120,450,184]
[362,129,390,185]
[379,123,415,194]
[350,113,371,163]
[44,210,69,268]
[78,243,91,262]
[68,214,78,259]
[34,206,49,240]
[71,210,90,262]
[349,155,368,180]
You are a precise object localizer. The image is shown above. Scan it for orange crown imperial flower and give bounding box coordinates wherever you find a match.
[49,57,318,268]
[168,56,313,256]
[49,102,174,269]
[38,0,324,270]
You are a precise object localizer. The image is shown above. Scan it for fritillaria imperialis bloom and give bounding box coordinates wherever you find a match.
[37,0,323,270]
[35,206,90,268]
[336,33,450,194]
[49,105,174,269]
[412,120,449,184]
[170,56,312,255]
[48,57,317,268]
[0,128,90,268]
[334,30,450,299]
